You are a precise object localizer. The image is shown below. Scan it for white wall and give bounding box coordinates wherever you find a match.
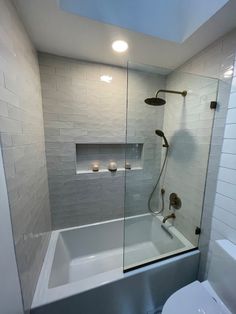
[207,55,236,264]
[178,28,236,279]
[0,0,51,311]
[213,68,236,244]
[0,144,23,314]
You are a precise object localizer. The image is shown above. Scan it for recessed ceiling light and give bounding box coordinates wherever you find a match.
[100,75,112,83]
[112,40,128,53]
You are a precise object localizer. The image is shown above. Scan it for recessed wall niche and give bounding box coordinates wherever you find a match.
[76,143,143,174]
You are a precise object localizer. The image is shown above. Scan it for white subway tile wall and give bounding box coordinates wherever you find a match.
[0,0,51,311]
[178,29,236,280]
[209,57,236,252]
[162,72,218,246]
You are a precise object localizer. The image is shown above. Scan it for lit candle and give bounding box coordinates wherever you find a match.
[108,161,117,172]
[125,162,131,170]
[92,162,99,172]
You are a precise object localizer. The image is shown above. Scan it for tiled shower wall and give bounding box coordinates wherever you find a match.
[39,53,126,229]
[0,0,51,312]
[178,28,236,279]
[125,69,165,216]
[39,53,166,229]
[206,56,236,284]
[162,72,218,246]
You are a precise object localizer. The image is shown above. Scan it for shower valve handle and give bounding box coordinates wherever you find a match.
[169,193,182,210]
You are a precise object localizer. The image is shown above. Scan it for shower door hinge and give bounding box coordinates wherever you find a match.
[195,227,201,235]
[210,101,217,109]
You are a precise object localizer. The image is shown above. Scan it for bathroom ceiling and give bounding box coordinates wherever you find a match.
[14,0,236,70]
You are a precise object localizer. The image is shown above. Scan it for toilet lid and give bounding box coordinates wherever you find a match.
[162,281,227,314]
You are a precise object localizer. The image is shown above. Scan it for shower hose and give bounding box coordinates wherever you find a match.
[148,147,169,215]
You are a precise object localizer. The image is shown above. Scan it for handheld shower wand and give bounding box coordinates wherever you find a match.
[148,129,169,215]
[155,129,169,147]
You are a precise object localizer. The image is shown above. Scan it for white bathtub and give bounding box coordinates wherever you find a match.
[123,214,194,269]
[32,214,198,314]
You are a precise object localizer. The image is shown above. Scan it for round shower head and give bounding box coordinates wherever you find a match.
[144,97,166,106]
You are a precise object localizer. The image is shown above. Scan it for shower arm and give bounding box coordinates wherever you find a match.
[155,89,187,98]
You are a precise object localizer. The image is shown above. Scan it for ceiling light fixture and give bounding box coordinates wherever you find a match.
[100,75,112,83]
[112,40,128,53]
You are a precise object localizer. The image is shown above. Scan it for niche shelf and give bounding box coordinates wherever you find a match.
[76,143,143,175]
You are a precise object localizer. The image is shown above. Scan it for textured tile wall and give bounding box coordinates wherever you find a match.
[162,72,218,246]
[39,53,166,228]
[177,28,236,280]
[125,69,165,216]
[39,53,126,229]
[76,143,143,173]
[0,1,51,312]
[206,55,236,282]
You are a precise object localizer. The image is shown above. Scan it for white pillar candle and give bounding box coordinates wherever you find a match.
[108,161,117,172]
[125,162,131,170]
[92,162,99,172]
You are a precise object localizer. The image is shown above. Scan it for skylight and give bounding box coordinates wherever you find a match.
[59,0,229,43]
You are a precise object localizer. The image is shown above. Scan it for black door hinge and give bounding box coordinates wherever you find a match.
[195,227,201,235]
[210,101,217,109]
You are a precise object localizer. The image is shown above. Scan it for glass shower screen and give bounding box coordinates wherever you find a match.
[123,62,219,271]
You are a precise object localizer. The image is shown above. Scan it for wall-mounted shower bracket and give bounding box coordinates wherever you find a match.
[155,89,187,98]
[145,89,187,106]
[210,101,217,109]
[195,227,201,235]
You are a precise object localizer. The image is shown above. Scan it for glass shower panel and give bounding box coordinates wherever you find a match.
[123,63,219,271]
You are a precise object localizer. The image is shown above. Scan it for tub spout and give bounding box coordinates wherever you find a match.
[162,213,176,224]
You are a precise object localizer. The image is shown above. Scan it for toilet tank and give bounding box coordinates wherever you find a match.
[208,239,236,313]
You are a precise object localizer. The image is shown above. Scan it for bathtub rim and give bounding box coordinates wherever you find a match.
[123,213,195,270]
[32,213,198,309]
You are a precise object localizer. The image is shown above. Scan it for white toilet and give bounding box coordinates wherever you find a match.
[162,239,236,314]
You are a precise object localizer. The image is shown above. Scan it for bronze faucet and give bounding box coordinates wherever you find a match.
[162,213,176,223]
